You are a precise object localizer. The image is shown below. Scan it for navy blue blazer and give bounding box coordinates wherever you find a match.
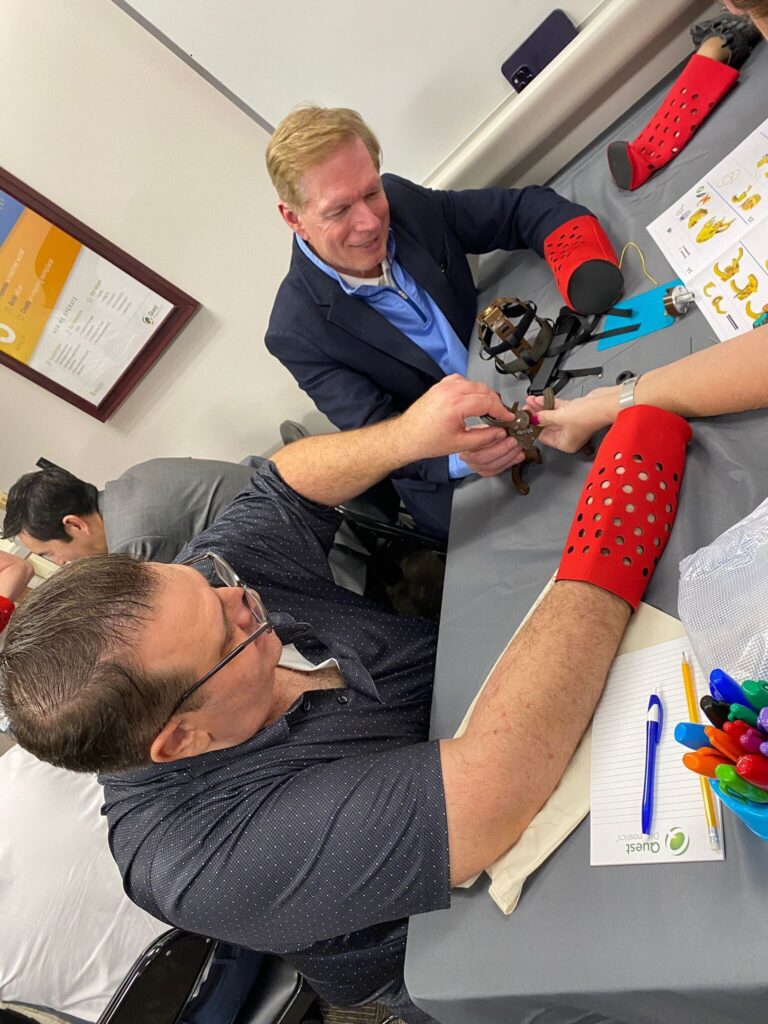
[265,173,591,536]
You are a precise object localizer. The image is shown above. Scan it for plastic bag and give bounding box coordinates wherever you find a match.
[678,496,768,682]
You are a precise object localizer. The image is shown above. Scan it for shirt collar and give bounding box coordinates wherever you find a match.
[296,232,396,295]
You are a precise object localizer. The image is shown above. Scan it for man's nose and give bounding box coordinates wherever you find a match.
[225,586,254,628]
[351,200,380,232]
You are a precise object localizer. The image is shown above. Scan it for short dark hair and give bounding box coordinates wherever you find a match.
[0,554,201,773]
[3,468,100,542]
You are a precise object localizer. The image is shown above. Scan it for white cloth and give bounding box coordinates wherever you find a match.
[0,746,166,1021]
[455,593,685,913]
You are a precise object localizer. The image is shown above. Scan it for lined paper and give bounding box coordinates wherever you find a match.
[591,635,724,866]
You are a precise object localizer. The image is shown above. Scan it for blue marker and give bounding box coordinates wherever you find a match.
[710,669,755,710]
[642,694,663,836]
[674,721,709,751]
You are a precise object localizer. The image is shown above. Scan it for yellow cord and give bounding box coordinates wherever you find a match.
[618,241,659,287]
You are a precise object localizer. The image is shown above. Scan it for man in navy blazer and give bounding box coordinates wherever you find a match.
[265,107,621,538]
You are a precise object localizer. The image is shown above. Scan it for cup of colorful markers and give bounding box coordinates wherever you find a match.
[675,669,768,842]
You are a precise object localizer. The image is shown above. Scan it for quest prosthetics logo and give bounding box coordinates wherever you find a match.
[664,826,690,856]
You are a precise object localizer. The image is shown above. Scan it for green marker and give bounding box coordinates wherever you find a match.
[740,679,768,711]
[715,764,768,803]
[728,702,759,728]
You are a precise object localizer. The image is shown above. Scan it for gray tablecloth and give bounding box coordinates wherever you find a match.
[405,42,768,1024]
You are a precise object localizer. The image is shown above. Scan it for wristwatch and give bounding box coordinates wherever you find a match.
[618,375,640,409]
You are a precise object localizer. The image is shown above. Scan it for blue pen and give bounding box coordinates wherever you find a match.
[709,668,755,710]
[642,694,663,836]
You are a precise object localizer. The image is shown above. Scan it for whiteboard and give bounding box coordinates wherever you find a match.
[114,0,602,183]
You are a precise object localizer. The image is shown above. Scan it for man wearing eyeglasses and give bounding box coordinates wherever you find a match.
[0,376,691,1024]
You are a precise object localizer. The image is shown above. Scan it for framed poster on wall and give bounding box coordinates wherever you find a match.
[0,168,199,421]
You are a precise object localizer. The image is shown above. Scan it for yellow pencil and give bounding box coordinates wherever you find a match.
[682,652,721,851]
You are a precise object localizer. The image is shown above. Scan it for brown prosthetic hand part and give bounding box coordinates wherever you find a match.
[543,215,623,314]
[556,406,692,610]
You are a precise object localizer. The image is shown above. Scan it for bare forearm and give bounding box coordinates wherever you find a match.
[595,325,768,426]
[638,326,768,416]
[441,581,629,884]
[271,417,407,507]
[270,376,519,506]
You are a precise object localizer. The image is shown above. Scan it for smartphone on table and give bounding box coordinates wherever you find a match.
[501,9,578,93]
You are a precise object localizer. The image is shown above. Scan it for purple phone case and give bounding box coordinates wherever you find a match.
[501,9,578,93]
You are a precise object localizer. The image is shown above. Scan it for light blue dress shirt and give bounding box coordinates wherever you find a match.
[296,233,472,478]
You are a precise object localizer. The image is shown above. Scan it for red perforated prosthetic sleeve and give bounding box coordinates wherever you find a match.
[0,595,15,633]
[556,406,692,610]
[625,54,738,190]
[543,215,623,314]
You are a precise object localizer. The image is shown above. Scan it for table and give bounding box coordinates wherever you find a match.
[405,44,768,1024]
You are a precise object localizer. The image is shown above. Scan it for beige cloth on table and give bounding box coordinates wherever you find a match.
[454,585,685,913]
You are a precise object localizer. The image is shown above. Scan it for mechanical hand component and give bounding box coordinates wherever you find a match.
[481,387,555,496]
[663,285,696,318]
[476,298,554,378]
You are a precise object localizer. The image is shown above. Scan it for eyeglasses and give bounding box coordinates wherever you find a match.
[164,552,273,722]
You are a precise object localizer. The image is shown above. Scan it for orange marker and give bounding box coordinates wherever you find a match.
[703,725,741,763]
[683,747,730,779]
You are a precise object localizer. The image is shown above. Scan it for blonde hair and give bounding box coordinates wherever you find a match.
[266,106,382,209]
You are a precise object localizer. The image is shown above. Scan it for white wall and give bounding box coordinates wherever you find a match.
[116,0,602,184]
[0,0,718,494]
[0,0,320,491]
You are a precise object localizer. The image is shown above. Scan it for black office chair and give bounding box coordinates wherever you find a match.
[0,931,320,1024]
[280,421,447,619]
[279,422,445,546]
[96,928,321,1024]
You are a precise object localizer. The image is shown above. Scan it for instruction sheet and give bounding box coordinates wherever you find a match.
[647,116,768,341]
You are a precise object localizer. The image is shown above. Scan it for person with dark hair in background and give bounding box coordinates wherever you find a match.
[3,459,257,566]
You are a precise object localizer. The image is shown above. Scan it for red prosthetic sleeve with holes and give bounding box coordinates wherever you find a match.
[543,215,623,315]
[610,54,739,191]
[0,595,15,633]
[556,406,692,610]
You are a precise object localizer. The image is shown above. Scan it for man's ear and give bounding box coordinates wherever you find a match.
[150,716,212,763]
[278,201,308,240]
[61,514,89,538]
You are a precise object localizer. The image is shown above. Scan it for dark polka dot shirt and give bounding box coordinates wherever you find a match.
[100,463,450,1020]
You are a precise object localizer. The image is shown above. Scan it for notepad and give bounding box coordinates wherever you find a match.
[591,635,725,866]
